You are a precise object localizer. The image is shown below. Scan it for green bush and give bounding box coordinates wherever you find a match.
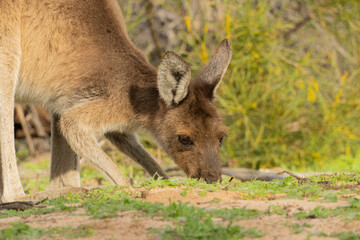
[123,0,360,171]
[219,0,360,170]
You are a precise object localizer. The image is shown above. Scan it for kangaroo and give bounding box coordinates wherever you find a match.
[0,0,231,202]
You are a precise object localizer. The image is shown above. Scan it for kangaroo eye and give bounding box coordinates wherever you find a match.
[178,136,193,146]
[219,136,225,146]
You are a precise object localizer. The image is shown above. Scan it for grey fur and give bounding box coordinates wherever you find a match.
[157,52,191,106]
[197,39,232,96]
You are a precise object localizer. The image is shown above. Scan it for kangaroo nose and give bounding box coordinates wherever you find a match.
[204,174,222,183]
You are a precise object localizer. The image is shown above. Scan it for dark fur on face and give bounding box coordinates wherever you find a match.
[154,83,228,183]
[144,40,231,183]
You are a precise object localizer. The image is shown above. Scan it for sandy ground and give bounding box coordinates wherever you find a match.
[0,154,359,239]
[140,187,360,240]
[1,186,359,240]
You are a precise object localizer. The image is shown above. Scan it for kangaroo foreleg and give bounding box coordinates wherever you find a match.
[105,132,168,179]
[59,107,129,186]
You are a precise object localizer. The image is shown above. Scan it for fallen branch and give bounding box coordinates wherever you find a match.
[164,166,180,172]
[164,166,285,181]
[222,169,284,182]
[0,198,48,211]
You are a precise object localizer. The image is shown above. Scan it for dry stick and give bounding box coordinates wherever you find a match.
[164,166,181,172]
[164,165,285,181]
[29,105,49,153]
[0,198,48,211]
[15,104,36,156]
[145,0,162,60]
[29,105,47,137]
[222,169,285,182]
[277,170,312,183]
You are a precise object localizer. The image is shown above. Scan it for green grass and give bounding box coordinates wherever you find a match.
[41,187,264,239]
[136,174,360,200]
[267,205,287,215]
[0,207,59,219]
[307,231,360,240]
[1,176,359,239]
[151,219,262,240]
[284,222,314,234]
[0,222,93,240]
[78,188,265,239]
[80,192,264,239]
[295,198,360,221]
[20,158,50,193]
[0,196,78,219]
[329,232,360,240]
[0,222,45,240]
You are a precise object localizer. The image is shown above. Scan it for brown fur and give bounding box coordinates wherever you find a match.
[0,0,231,202]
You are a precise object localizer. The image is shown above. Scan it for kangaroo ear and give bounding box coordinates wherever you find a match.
[194,39,232,100]
[157,52,191,106]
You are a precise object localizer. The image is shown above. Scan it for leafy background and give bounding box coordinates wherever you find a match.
[119,0,360,172]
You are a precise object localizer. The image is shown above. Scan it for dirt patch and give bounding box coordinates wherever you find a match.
[0,209,170,240]
[239,216,360,240]
[137,186,353,212]
[138,187,243,204]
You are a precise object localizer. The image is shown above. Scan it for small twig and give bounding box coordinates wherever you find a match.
[0,198,48,211]
[283,16,310,40]
[278,170,312,183]
[152,172,161,180]
[15,104,36,156]
[129,178,134,186]
[34,198,48,205]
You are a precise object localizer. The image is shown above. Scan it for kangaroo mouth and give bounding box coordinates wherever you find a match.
[189,169,222,183]
[204,175,222,183]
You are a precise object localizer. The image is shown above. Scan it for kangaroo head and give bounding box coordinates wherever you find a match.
[155,39,232,183]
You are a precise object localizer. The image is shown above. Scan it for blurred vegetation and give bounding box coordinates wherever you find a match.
[120,0,360,171]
